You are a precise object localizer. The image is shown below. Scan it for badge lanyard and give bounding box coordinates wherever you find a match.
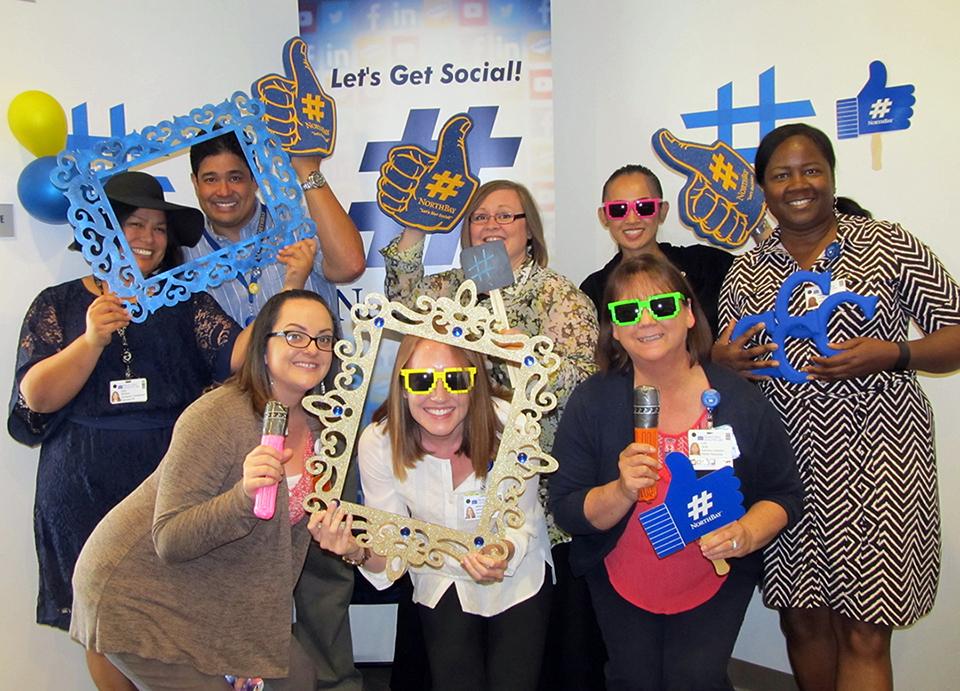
[701,389,720,429]
[201,205,268,325]
[94,277,148,405]
[93,277,134,379]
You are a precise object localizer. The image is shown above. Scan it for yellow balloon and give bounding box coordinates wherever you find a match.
[8,90,68,158]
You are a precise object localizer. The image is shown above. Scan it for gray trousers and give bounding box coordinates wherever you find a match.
[292,541,363,691]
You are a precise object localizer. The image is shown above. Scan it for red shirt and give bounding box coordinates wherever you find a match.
[604,412,726,614]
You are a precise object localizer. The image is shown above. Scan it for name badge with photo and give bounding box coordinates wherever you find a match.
[110,378,148,405]
[687,425,739,471]
[803,277,849,309]
[457,491,485,531]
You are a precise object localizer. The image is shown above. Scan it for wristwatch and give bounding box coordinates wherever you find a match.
[301,169,326,191]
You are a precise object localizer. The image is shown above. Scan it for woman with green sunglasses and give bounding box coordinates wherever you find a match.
[550,255,802,691]
[312,335,553,691]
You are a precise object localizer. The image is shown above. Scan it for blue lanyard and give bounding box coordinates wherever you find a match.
[202,206,267,324]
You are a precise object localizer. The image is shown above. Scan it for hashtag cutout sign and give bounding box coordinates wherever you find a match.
[377,113,480,233]
[252,37,337,157]
[836,60,915,140]
[638,452,745,559]
[461,240,513,293]
[652,128,766,249]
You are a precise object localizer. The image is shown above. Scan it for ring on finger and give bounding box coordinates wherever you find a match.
[730,538,738,550]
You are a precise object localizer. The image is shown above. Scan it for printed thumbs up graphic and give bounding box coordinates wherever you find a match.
[638,452,745,558]
[836,60,915,140]
[377,113,480,233]
[652,129,766,249]
[252,37,337,157]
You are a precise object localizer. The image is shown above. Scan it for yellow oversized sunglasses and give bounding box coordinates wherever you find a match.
[399,367,477,395]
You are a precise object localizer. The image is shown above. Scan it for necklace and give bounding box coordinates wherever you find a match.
[93,277,134,379]
[288,430,316,525]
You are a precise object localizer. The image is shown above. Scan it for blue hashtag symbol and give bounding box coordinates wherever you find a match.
[680,66,815,161]
[351,106,521,269]
[68,102,175,192]
[465,246,497,284]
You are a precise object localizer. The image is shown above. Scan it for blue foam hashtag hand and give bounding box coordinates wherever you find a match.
[639,452,745,558]
[856,60,915,135]
[652,129,766,249]
[377,113,480,233]
[838,60,915,140]
[252,37,337,157]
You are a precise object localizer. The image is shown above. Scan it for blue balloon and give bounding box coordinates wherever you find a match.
[17,156,69,225]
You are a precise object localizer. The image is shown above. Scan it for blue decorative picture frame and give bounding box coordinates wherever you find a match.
[52,92,315,322]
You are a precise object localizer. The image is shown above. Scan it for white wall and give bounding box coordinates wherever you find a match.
[553,1,960,686]
[0,1,296,686]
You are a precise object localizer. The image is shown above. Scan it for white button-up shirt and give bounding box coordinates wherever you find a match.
[358,400,552,615]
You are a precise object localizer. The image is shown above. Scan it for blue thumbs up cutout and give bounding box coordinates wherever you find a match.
[652,129,766,249]
[252,37,337,157]
[638,452,746,559]
[377,113,480,233]
[836,60,915,140]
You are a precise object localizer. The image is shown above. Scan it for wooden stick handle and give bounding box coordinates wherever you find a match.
[489,289,518,388]
[712,558,730,576]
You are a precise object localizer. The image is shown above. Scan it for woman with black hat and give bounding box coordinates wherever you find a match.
[8,171,251,688]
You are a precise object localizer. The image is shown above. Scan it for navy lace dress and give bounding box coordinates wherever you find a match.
[7,279,240,630]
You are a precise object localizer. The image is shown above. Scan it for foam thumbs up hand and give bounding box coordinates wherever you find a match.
[638,452,745,558]
[377,113,480,233]
[252,37,336,157]
[652,129,766,249]
[856,60,915,134]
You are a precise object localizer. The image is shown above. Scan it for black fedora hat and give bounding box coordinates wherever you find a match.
[102,171,204,248]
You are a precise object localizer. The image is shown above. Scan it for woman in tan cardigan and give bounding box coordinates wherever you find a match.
[70,289,342,690]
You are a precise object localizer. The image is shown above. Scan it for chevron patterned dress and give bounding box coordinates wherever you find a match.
[719,214,960,626]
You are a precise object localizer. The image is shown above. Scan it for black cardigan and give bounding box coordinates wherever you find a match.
[548,363,803,579]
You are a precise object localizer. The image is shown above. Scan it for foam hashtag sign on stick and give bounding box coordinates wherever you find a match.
[836,60,915,170]
[638,452,745,560]
[652,128,767,249]
[252,37,336,157]
[377,113,480,233]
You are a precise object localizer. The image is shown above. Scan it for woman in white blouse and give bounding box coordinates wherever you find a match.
[311,335,552,691]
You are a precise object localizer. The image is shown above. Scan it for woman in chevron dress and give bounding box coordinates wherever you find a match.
[714,123,960,691]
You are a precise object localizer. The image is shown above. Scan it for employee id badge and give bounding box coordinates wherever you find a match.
[803,278,849,309]
[109,378,148,404]
[457,491,486,531]
[688,425,740,471]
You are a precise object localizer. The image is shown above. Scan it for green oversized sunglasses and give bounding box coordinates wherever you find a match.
[608,292,687,326]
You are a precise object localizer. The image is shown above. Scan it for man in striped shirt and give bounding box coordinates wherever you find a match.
[184,131,365,325]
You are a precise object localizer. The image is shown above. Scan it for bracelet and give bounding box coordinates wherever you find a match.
[892,341,911,371]
[341,548,369,567]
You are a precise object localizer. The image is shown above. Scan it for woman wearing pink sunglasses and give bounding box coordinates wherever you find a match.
[580,164,733,337]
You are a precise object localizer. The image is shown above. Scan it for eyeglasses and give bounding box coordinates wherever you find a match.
[400,367,477,395]
[468,212,526,226]
[601,198,663,220]
[608,292,686,325]
[269,330,334,352]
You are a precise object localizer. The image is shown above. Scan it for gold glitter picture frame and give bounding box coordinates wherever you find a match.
[301,281,559,580]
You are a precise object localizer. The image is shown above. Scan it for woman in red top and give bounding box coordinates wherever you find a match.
[549,255,803,691]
